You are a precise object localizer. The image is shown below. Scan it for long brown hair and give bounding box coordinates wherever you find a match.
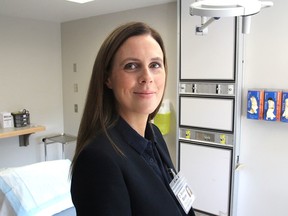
[71,22,168,174]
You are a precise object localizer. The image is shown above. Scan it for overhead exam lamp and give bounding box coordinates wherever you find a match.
[190,0,273,34]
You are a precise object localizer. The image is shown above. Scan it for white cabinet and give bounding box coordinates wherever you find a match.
[180,0,235,80]
[180,97,234,132]
[180,142,232,215]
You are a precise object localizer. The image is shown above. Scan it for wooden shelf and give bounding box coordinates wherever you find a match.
[0,125,45,146]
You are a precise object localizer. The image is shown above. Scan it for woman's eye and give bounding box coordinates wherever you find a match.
[124,63,138,70]
[150,62,161,69]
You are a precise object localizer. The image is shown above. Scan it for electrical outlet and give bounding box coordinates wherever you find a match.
[74,83,78,93]
[74,104,78,113]
[73,63,77,72]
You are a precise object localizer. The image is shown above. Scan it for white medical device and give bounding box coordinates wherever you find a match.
[190,0,273,34]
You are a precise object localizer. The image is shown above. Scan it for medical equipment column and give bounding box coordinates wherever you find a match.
[177,0,243,215]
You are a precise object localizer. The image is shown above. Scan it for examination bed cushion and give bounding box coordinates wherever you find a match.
[0,159,74,216]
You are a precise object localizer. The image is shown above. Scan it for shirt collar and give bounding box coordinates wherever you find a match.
[114,117,154,155]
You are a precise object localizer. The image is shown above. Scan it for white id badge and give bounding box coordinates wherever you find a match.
[169,171,195,214]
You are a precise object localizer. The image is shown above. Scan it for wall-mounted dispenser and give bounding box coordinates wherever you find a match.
[247,89,288,123]
[154,99,171,135]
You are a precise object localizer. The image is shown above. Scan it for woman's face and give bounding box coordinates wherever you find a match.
[106,34,166,120]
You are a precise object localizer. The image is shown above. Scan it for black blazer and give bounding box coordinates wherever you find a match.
[71,118,195,216]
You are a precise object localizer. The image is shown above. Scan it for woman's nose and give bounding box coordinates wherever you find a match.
[139,68,153,84]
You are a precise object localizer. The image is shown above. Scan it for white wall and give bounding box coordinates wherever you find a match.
[237,1,288,215]
[61,2,178,163]
[0,16,64,167]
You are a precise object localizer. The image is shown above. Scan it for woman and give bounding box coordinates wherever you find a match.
[71,22,195,216]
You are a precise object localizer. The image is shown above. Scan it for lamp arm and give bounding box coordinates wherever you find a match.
[196,17,220,32]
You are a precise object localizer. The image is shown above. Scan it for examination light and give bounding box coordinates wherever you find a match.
[190,0,273,34]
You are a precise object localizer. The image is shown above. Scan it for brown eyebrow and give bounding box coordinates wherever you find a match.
[151,57,163,62]
[120,57,163,65]
[119,58,139,67]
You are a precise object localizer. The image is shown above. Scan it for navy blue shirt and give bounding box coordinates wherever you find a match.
[119,119,172,185]
[115,117,194,216]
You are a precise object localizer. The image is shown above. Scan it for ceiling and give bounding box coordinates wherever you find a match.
[0,0,176,23]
